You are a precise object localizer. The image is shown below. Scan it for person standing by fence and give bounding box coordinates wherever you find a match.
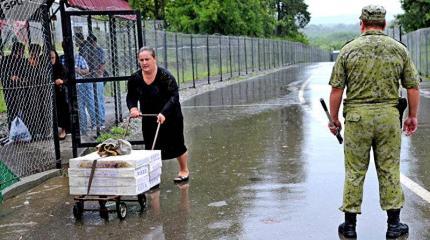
[0,42,27,130]
[51,49,70,140]
[328,5,421,239]
[73,33,94,134]
[127,47,190,184]
[85,34,106,129]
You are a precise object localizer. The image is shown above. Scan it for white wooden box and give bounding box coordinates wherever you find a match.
[69,150,161,169]
[69,174,150,196]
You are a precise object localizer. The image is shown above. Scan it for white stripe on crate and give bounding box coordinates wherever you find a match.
[400,173,430,203]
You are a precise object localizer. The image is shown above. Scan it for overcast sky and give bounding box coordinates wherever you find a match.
[305,0,404,25]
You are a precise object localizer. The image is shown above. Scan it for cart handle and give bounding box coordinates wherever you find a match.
[123,114,161,150]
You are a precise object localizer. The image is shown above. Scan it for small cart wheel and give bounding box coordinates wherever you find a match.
[99,206,109,220]
[73,201,84,219]
[137,193,147,210]
[116,201,127,220]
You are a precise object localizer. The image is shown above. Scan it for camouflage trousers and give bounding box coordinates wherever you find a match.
[340,106,404,213]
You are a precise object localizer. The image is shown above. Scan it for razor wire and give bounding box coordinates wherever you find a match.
[0,2,55,195]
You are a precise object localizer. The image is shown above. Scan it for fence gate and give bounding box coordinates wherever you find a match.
[60,4,143,157]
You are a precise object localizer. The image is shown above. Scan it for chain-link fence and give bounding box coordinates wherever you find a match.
[0,3,56,199]
[59,9,330,156]
[144,30,331,88]
[403,27,430,78]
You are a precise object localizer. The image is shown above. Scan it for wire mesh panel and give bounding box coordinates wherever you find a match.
[0,3,55,195]
[404,27,430,78]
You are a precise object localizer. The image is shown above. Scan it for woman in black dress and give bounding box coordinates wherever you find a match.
[127,47,189,183]
[50,49,70,140]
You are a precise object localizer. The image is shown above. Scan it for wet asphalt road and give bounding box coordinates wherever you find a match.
[1,63,430,240]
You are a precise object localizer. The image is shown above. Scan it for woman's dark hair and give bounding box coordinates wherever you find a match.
[50,49,60,65]
[51,49,66,80]
[138,46,156,58]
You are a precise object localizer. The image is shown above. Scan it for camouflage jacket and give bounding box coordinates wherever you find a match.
[329,30,420,111]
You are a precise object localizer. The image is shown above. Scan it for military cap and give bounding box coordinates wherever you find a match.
[359,5,386,21]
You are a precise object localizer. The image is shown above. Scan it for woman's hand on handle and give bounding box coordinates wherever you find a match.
[157,113,166,124]
[130,107,141,118]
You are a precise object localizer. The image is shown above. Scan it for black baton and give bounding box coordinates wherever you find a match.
[320,98,343,144]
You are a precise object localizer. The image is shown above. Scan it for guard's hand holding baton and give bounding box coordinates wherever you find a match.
[320,98,343,144]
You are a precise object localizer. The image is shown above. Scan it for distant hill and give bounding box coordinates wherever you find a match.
[301,24,360,51]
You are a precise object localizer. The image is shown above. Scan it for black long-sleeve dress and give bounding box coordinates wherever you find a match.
[126,67,187,160]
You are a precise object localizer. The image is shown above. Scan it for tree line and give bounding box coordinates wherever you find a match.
[396,0,430,32]
[129,0,310,43]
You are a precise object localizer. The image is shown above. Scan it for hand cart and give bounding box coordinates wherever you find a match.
[72,114,161,220]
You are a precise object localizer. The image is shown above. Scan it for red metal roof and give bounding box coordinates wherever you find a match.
[67,0,132,11]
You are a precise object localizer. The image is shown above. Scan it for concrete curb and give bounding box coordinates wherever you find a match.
[1,169,61,201]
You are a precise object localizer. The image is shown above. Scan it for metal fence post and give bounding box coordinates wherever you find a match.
[228,36,233,78]
[426,31,429,76]
[237,37,241,75]
[175,33,180,87]
[60,2,79,157]
[251,38,254,72]
[219,35,223,81]
[42,3,60,163]
[244,37,248,74]
[163,30,168,69]
[181,35,185,84]
[207,35,210,84]
[258,38,261,71]
[190,34,195,88]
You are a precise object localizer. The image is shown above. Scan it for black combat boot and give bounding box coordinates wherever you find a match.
[386,209,409,239]
[338,212,357,239]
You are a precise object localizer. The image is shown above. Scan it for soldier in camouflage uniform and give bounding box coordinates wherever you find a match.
[328,5,421,239]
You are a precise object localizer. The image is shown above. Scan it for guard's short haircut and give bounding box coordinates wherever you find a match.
[362,19,386,29]
[138,46,156,58]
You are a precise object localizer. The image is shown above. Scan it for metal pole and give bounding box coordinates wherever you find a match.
[228,36,232,78]
[237,37,240,75]
[163,30,167,69]
[264,39,267,70]
[42,3,60,163]
[219,35,223,81]
[136,12,144,47]
[426,31,429,77]
[258,38,261,71]
[181,35,185,84]
[207,35,210,84]
[175,33,180,87]
[244,37,248,74]
[190,34,195,88]
[60,1,79,157]
[251,38,254,72]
